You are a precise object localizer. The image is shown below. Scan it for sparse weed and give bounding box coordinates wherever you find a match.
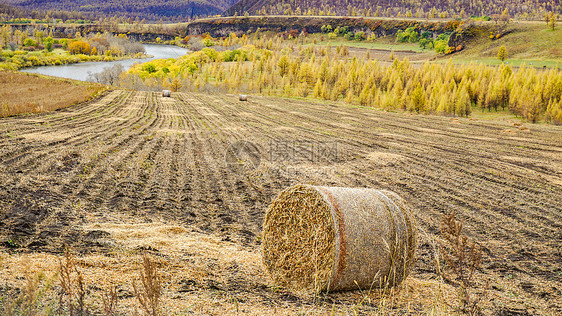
[133,254,162,316]
[100,285,119,316]
[1,270,56,316]
[58,247,88,316]
[438,211,484,315]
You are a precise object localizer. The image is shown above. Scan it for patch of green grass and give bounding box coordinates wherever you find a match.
[455,23,562,63]
[471,109,519,121]
[435,57,560,68]
[469,106,528,122]
[309,37,430,53]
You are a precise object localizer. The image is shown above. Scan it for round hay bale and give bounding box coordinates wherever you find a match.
[239,94,248,101]
[162,90,171,97]
[262,184,417,292]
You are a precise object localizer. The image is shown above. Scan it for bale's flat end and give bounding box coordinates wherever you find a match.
[262,184,335,293]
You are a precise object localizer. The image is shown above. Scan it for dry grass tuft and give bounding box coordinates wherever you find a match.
[262,184,336,293]
[58,247,88,315]
[100,285,119,316]
[1,268,56,315]
[0,71,106,117]
[438,211,484,315]
[133,254,162,316]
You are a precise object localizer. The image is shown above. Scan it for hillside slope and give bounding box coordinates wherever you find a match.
[4,0,239,21]
[225,0,559,20]
[0,71,106,117]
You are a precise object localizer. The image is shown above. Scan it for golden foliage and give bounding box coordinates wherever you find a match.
[68,40,91,55]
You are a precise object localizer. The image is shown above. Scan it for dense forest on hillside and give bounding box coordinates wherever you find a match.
[4,0,560,22]
[226,0,562,21]
[3,0,238,22]
[0,3,96,23]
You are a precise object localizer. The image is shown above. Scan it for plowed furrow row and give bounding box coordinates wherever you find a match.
[210,95,561,225]
[0,90,122,141]
[57,92,161,214]
[244,100,561,225]
[259,106,561,219]
[188,97,267,236]
[177,96,244,234]
[0,91,135,170]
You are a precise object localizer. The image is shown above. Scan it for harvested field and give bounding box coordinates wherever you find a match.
[0,71,106,117]
[0,90,561,314]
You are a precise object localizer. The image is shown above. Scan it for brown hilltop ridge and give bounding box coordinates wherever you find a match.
[3,0,239,21]
[4,0,559,21]
[224,0,558,20]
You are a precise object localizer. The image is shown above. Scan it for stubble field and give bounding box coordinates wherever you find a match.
[0,90,560,314]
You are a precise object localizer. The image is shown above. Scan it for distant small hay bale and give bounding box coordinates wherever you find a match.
[239,94,248,101]
[162,90,171,97]
[262,184,417,293]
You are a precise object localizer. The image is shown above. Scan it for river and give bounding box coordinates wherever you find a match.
[20,44,190,82]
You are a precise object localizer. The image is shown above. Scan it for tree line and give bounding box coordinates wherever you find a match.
[0,25,144,70]
[119,33,562,124]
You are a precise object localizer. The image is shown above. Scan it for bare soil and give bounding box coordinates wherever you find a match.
[0,90,560,314]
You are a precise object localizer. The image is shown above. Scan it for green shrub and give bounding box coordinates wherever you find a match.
[23,38,37,47]
[354,31,366,41]
[142,64,157,73]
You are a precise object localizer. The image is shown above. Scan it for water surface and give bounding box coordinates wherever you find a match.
[21,44,189,82]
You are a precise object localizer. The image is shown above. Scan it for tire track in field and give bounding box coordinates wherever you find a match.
[175,94,262,240]
[27,91,162,240]
[10,92,137,182]
[173,94,271,237]
[191,95,272,238]
[81,92,165,214]
[40,91,158,215]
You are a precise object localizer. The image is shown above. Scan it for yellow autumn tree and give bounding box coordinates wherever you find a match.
[68,40,91,55]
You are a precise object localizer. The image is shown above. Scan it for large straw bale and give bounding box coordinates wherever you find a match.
[262,184,417,292]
